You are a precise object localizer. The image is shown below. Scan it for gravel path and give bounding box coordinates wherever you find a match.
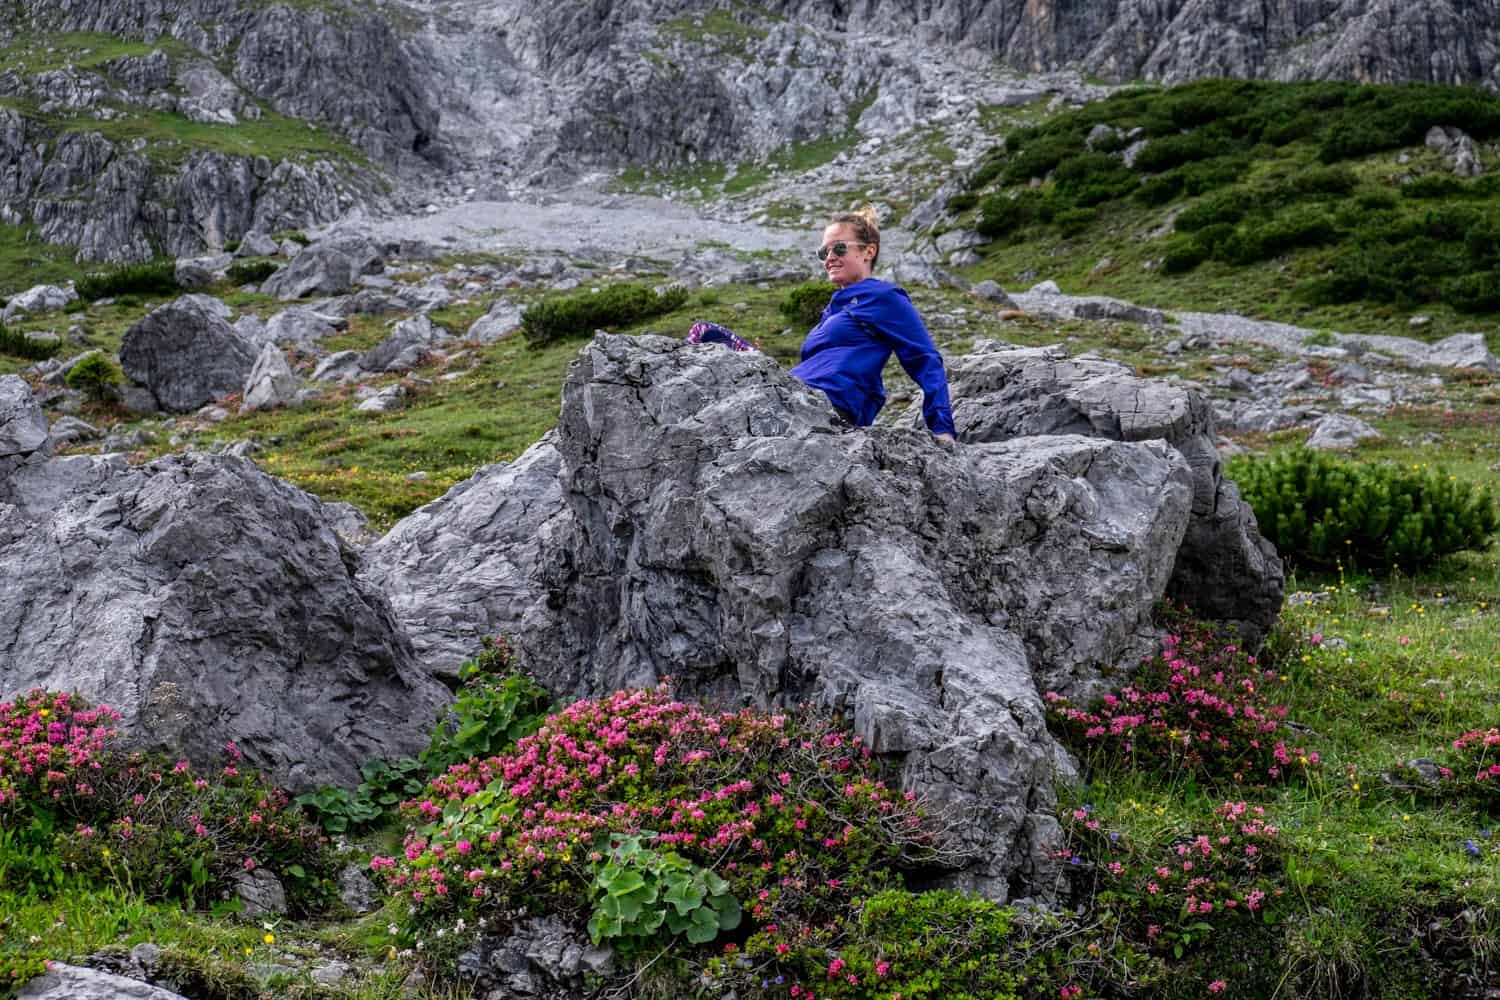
[341,188,815,260]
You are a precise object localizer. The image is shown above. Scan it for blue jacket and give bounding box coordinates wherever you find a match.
[790,278,956,437]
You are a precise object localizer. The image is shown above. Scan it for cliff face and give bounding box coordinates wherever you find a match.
[402,0,1500,188]
[12,0,443,168]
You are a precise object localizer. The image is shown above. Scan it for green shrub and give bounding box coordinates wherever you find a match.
[1228,450,1500,571]
[374,687,937,971]
[1161,242,1208,275]
[945,191,978,214]
[1225,213,1341,264]
[1179,156,1252,196]
[966,146,1007,191]
[420,636,552,776]
[1189,222,1238,258]
[1054,206,1097,236]
[1135,171,1185,205]
[1051,152,1137,207]
[1290,165,1360,197]
[2,690,336,912]
[75,260,179,301]
[975,192,1035,238]
[0,322,61,360]
[1445,270,1500,313]
[1002,131,1084,185]
[520,282,689,346]
[294,757,427,835]
[779,280,832,327]
[1176,190,1253,232]
[1132,132,1233,174]
[64,352,122,402]
[1401,174,1470,199]
[226,259,279,286]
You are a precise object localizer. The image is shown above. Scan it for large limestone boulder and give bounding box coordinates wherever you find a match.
[260,244,357,300]
[362,439,566,678]
[0,375,49,458]
[119,296,258,413]
[242,342,301,412]
[0,451,449,791]
[367,334,1200,896]
[917,342,1284,641]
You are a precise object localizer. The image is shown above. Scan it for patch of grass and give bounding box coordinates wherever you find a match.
[0,224,85,297]
[658,5,768,55]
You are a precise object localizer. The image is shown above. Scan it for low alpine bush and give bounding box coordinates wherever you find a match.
[519,282,689,346]
[0,690,335,912]
[1065,797,1287,963]
[75,260,178,301]
[226,259,279,286]
[0,323,61,361]
[373,685,942,979]
[1046,610,1318,785]
[1228,450,1500,571]
[780,280,833,328]
[64,352,122,403]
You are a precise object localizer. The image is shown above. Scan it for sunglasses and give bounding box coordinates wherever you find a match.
[816,240,871,261]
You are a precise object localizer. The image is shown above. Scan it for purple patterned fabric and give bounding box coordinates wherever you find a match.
[686,321,757,353]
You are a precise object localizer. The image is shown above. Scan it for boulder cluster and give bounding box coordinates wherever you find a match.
[3,328,1286,896]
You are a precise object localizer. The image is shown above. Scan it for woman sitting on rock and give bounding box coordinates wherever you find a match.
[686,206,957,443]
[792,205,956,442]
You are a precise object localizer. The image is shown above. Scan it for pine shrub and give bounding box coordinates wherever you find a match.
[0,322,61,360]
[64,352,122,402]
[520,282,689,347]
[75,260,179,301]
[779,280,832,327]
[227,259,280,286]
[1227,450,1500,571]
[975,191,1036,238]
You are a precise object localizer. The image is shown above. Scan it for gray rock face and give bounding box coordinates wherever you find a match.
[919,342,1284,641]
[360,315,450,372]
[466,299,526,343]
[16,964,191,1000]
[0,107,369,264]
[262,306,345,348]
[242,343,301,412]
[362,440,566,677]
[0,451,449,791]
[232,867,288,917]
[367,334,1204,896]
[261,244,358,300]
[1306,413,1383,450]
[0,375,50,458]
[119,297,258,413]
[1,282,76,322]
[457,916,612,997]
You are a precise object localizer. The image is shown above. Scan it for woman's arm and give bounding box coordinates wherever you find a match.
[854,289,957,438]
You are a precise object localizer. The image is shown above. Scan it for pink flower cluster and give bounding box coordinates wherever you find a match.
[1437,728,1500,797]
[1066,798,1286,957]
[0,690,121,810]
[1046,623,1320,784]
[375,684,931,958]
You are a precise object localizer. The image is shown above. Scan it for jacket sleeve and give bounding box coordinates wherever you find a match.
[853,289,957,437]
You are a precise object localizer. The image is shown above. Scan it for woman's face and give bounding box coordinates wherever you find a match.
[820,223,876,288]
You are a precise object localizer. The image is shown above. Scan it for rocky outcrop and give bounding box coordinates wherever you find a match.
[16,964,191,1000]
[365,334,1259,896]
[0,375,50,460]
[919,341,1284,641]
[0,448,450,792]
[119,296,258,412]
[0,107,370,263]
[14,0,441,169]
